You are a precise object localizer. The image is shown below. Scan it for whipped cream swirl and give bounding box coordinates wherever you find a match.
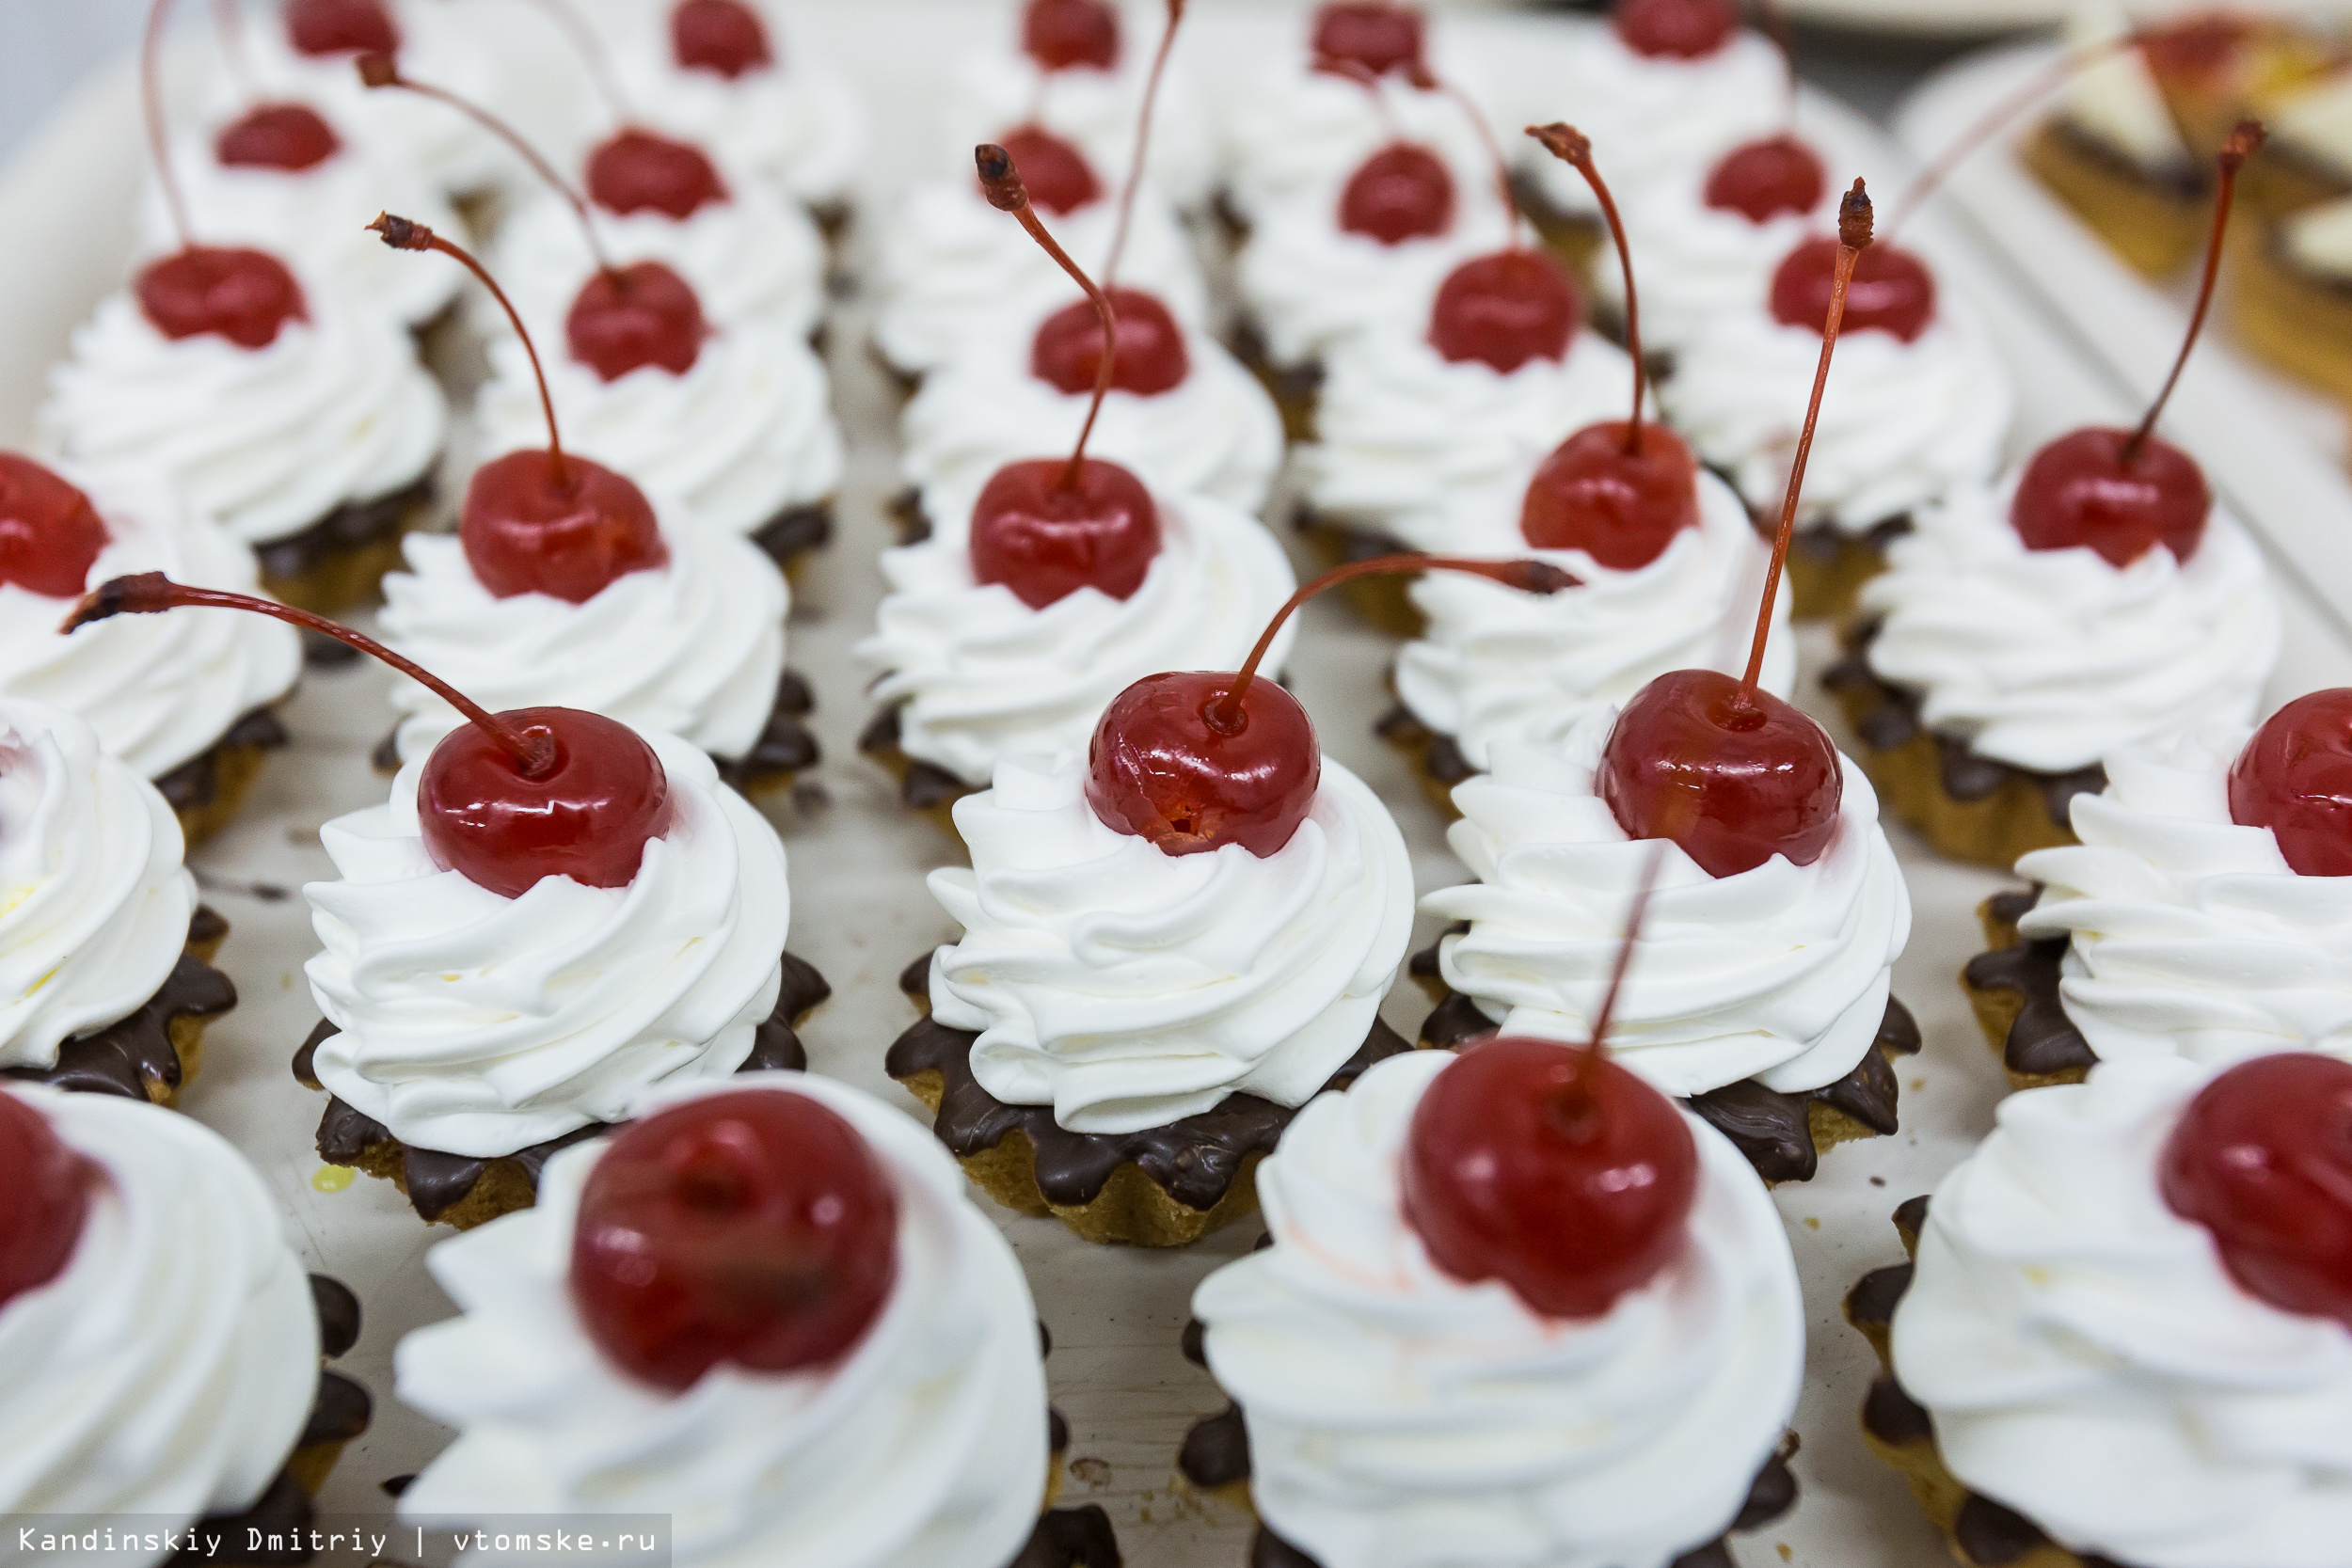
[1662,296,2012,535]
[377,522,787,768]
[0,701,195,1073]
[1894,1056,2352,1568]
[901,323,1283,522]
[475,325,842,540]
[2013,724,2352,1066]
[489,180,828,345]
[0,465,300,780]
[858,490,1296,788]
[396,1073,1050,1568]
[304,731,791,1158]
[38,277,447,550]
[1193,1050,1804,1568]
[1586,165,1824,354]
[0,1085,319,1536]
[1393,470,1795,768]
[928,751,1415,1134]
[872,179,1209,380]
[1297,324,1633,552]
[612,32,868,212]
[1422,708,1911,1097]
[1857,478,2279,774]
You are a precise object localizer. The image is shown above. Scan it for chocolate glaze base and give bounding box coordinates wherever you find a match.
[6,907,236,1106]
[294,951,832,1227]
[1770,514,1912,626]
[1229,316,1324,443]
[1373,703,1474,821]
[1288,512,1423,638]
[1012,1506,1124,1568]
[1845,1197,2146,1568]
[253,469,437,617]
[1824,619,2103,869]
[750,499,835,575]
[1411,928,1920,1184]
[858,703,977,827]
[1177,1308,1800,1568]
[156,705,291,847]
[886,948,1413,1241]
[1962,889,2097,1089]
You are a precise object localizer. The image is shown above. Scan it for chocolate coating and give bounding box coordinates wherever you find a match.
[1963,889,2097,1082]
[749,500,834,569]
[858,705,974,811]
[5,909,236,1102]
[248,470,435,585]
[1374,705,1475,786]
[153,709,289,820]
[1011,1506,1123,1568]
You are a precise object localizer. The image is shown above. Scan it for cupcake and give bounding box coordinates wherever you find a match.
[0,456,301,845]
[856,483,1297,831]
[1965,696,2352,1092]
[0,1083,371,1550]
[1847,1053,2352,1568]
[393,1072,1120,1567]
[2234,194,2352,404]
[1182,1041,1804,1567]
[0,698,235,1108]
[37,250,448,616]
[2251,62,2352,215]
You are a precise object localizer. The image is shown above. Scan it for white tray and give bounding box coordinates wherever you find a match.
[8,5,2352,1565]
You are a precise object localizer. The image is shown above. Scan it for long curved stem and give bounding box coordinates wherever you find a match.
[1103,0,1186,287]
[2124,120,2263,463]
[977,144,1120,492]
[1529,124,1645,453]
[142,0,194,250]
[1886,33,2131,234]
[1424,71,1521,241]
[522,0,634,125]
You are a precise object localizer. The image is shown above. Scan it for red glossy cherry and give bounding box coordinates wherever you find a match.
[0,455,108,598]
[989,125,1102,217]
[1023,0,1120,72]
[1705,135,1826,225]
[565,261,707,380]
[1088,673,1320,859]
[1340,142,1454,245]
[570,1088,899,1391]
[2160,1053,2352,1330]
[1428,249,1580,373]
[215,103,342,171]
[286,0,399,56]
[1770,237,1934,342]
[0,1094,97,1313]
[1520,422,1700,571]
[970,458,1160,610]
[1311,2,1425,79]
[2138,13,2249,83]
[420,705,673,897]
[1403,1037,1698,1319]
[462,451,668,606]
[2010,428,2209,569]
[1032,285,1190,396]
[2228,690,2352,878]
[1598,669,1842,879]
[135,246,309,350]
[671,0,772,79]
[1612,0,1736,58]
[586,129,728,220]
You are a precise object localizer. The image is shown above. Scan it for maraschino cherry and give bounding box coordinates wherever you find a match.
[2011,124,2260,568]
[1422,78,1580,373]
[2161,1053,2352,1330]
[1769,237,1931,342]
[1613,0,1736,59]
[65,574,674,898]
[991,124,1103,216]
[1707,136,1825,224]
[2226,689,2352,878]
[1089,553,1577,857]
[1518,125,1700,572]
[372,214,667,605]
[137,0,310,349]
[286,0,399,57]
[0,456,109,599]
[671,0,772,79]
[571,1088,898,1389]
[1404,861,1698,1318]
[1317,54,1455,245]
[0,1093,98,1312]
[215,103,342,171]
[1024,0,1120,71]
[969,145,1159,610]
[521,0,730,219]
[1597,182,1875,879]
[1311,2,1426,79]
[358,55,708,381]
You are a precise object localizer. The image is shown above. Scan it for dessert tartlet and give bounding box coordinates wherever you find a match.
[0,456,301,845]
[393,1073,1120,1567]
[2249,63,2352,215]
[0,1085,372,1555]
[1181,1041,1804,1568]
[1847,1053,2352,1568]
[0,698,235,1108]
[2234,194,2352,403]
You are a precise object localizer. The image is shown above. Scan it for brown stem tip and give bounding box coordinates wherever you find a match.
[368,212,437,251]
[59,570,173,633]
[2219,118,2266,171]
[1837,179,1874,250]
[976,143,1025,213]
[355,49,399,88]
[1526,122,1590,166]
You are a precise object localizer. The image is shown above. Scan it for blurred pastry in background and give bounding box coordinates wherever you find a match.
[2026,2,2210,277]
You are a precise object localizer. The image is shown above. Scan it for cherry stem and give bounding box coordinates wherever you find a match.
[2123,120,2263,463]
[1419,68,1522,240]
[523,0,635,125]
[358,55,619,278]
[1569,837,1672,1099]
[1529,124,1645,454]
[1209,554,1580,733]
[210,0,258,104]
[61,574,555,777]
[1104,0,1186,287]
[1312,54,1408,139]
[1887,32,2131,234]
[370,214,571,490]
[141,0,194,250]
[977,143,1119,493]
[1741,179,1871,704]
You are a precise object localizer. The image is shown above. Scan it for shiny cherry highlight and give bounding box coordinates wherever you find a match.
[971,458,1160,610]
[2228,690,2352,878]
[1521,423,1700,569]
[0,455,108,598]
[135,245,310,349]
[462,451,668,605]
[1705,135,1825,224]
[565,260,707,380]
[2010,428,2208,567]
[990,125,1103,216]
[1428,249,1579,373]
[1088,673,1322,859]
[1340,142,1455,244]
[1597,670,1842,878]
[586,129,728,220]
[420,705,673,897]
[1771,236,1933,341]
[1032,286,1190,396]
